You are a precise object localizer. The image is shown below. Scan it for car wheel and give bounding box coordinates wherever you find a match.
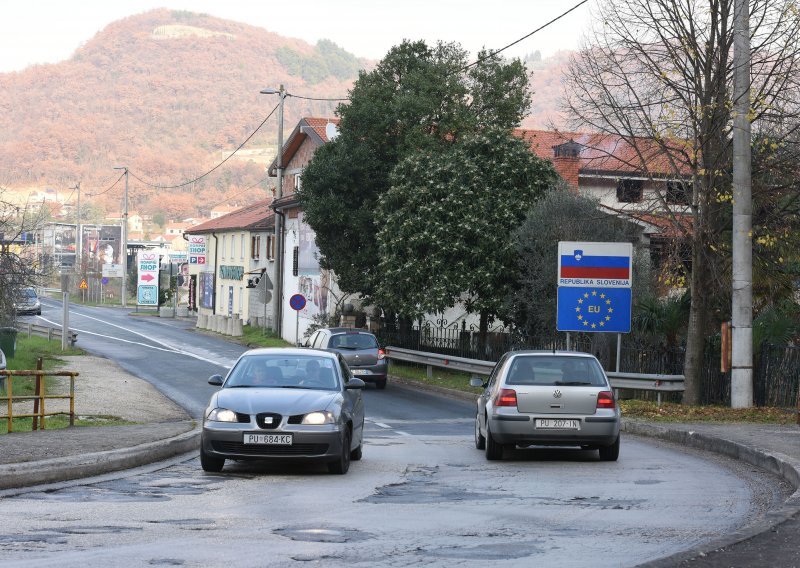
[375,378,387,390]
[36,309,41,315]
[200,447,225,472]
[474,416,486,450]
[598,435,620,462]
[328,429,352,474]
[350,444,363,461]
[484,424,504,461]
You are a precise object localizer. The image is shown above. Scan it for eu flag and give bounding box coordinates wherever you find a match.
[557,287,631,333]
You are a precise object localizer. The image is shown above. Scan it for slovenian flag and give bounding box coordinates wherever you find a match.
[560,250,630,279]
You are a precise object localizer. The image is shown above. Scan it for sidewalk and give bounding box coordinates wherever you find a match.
[0,375,798,567]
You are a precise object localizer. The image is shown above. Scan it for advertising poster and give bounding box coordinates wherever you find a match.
[296,213,329,319]
[199,272,214,309]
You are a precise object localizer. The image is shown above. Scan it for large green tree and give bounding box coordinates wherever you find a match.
[298,40,531,298]
[508,188,646,341]
[374,127,558,335]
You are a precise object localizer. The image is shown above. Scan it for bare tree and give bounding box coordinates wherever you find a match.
[564,0,800,404]
[1,187,49,326]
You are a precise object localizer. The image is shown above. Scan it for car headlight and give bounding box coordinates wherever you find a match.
[301,411,335,425]
[206,408,238,422]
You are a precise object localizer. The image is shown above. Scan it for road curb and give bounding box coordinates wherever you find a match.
[0,424,201,490]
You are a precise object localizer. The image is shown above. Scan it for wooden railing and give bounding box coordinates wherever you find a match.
[0,370,79,433]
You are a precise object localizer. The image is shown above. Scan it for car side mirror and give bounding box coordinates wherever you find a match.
[470,377,486,388]
[345,378,366,390]
[208,374,224,386]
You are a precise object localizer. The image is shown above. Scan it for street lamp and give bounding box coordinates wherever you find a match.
[260,85,286,336]
[113,166,129,308]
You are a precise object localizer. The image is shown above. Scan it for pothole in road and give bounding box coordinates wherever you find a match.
[274,525,373,543]
[417,541,546,560]
[360,465,502,504]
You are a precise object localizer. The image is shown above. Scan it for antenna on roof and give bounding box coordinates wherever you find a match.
[325,122,339,141]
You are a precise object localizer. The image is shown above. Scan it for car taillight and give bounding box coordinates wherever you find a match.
[596,391,616,409]
[495,388,518,407]
[378,348,385,360]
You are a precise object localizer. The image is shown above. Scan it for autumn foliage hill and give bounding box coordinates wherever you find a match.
[0,9,571,221]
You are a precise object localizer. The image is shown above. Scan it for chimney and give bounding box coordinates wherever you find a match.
[552,140,582,192]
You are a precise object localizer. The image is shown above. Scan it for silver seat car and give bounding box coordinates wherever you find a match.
[471,351,620,461]
[201,348,365,474]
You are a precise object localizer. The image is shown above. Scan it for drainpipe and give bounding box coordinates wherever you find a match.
[274,209,286,339]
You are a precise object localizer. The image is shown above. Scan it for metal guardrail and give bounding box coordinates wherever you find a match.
[0,369,79,432]
[385,346,685,403]
[15,323,78,346]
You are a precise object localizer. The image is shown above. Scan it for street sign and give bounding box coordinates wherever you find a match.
[557,241,633,334]
[101,277,109,285]
[137,285,158,306]
[102,264,124,278]
[187,235,207,265]
[289,294,306,311]
[557,287,632,333]
[79,279,88,290]
[558,241,632,288]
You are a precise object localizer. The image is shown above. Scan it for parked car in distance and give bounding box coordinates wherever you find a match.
[303,328,388,389]
[471,351,621,461]
[201,348,366,474]
[15,287,42,315]
[0,347,6,370]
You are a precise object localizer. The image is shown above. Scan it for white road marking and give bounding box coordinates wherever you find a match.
[37,314,232,369]
[373,422,392,429]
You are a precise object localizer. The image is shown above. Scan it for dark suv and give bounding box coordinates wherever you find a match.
[304,328,388,389]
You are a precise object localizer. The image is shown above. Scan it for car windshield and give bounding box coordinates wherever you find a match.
[21,288,37,299]
[505,356,607,387]
[224,355,340,390]
[329,333,378,350]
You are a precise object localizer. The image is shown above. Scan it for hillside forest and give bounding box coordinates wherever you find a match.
[0,9,571,223]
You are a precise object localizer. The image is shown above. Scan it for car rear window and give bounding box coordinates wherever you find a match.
[328,333,378,350]
[506,356,607,387]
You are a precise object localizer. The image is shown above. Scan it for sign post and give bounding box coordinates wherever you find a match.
[289,293,307,346]
[136,251,159,307]
[556,242,633,370]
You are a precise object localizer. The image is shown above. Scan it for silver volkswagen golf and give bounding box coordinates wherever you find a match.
[471,351,620,461]
[201,348,365,474]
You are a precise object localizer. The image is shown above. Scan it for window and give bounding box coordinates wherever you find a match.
[294,173,302,192]
[230,234,235,258]
[266,235,275,260]
[616,179,643,203]
[292,246,299,276]
[240,235,245,259]
[665,181,691,205]
[251,235,261,260]
[222,235,227,259]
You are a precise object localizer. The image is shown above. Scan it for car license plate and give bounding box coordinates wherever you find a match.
[243,433,293,445]
[535,419,580,430]
[351,369,369,375]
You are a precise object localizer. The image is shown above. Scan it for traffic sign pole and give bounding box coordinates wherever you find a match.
[289,293,307,346]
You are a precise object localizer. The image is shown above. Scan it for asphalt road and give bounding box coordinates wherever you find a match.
[1,299,790,567]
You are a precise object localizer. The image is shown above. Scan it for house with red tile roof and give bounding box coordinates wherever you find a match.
[266,117,343,340]
[184,199,275,325]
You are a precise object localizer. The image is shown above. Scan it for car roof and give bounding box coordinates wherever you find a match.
[322,327,374,335]
[242,347,338,359]
[507,351,598,359]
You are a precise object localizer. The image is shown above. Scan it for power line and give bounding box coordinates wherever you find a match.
[462,0,590,71]
[85,172,126,197]
[206,175,272,210]
[128,103,280,189]
[290,94,349,102]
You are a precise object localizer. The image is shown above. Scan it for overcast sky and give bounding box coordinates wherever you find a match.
[0,0,594,73]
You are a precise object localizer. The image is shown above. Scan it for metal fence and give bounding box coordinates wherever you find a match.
[375,325,799,408]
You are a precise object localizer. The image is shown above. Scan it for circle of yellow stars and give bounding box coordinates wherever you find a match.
[574,289,614,329]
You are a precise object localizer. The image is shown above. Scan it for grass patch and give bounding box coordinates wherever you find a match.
[620,400,797,424]
[0,415,134,434]
[241,325,292,348]
[2,335,83,398]
[388,361,483,395]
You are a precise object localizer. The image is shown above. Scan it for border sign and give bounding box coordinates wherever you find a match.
[557,242,632,333]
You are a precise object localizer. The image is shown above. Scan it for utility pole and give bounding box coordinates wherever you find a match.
[114,166,129,308]
[731,0,753,408]
[261,85,286,337]
[74,182,81,274]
